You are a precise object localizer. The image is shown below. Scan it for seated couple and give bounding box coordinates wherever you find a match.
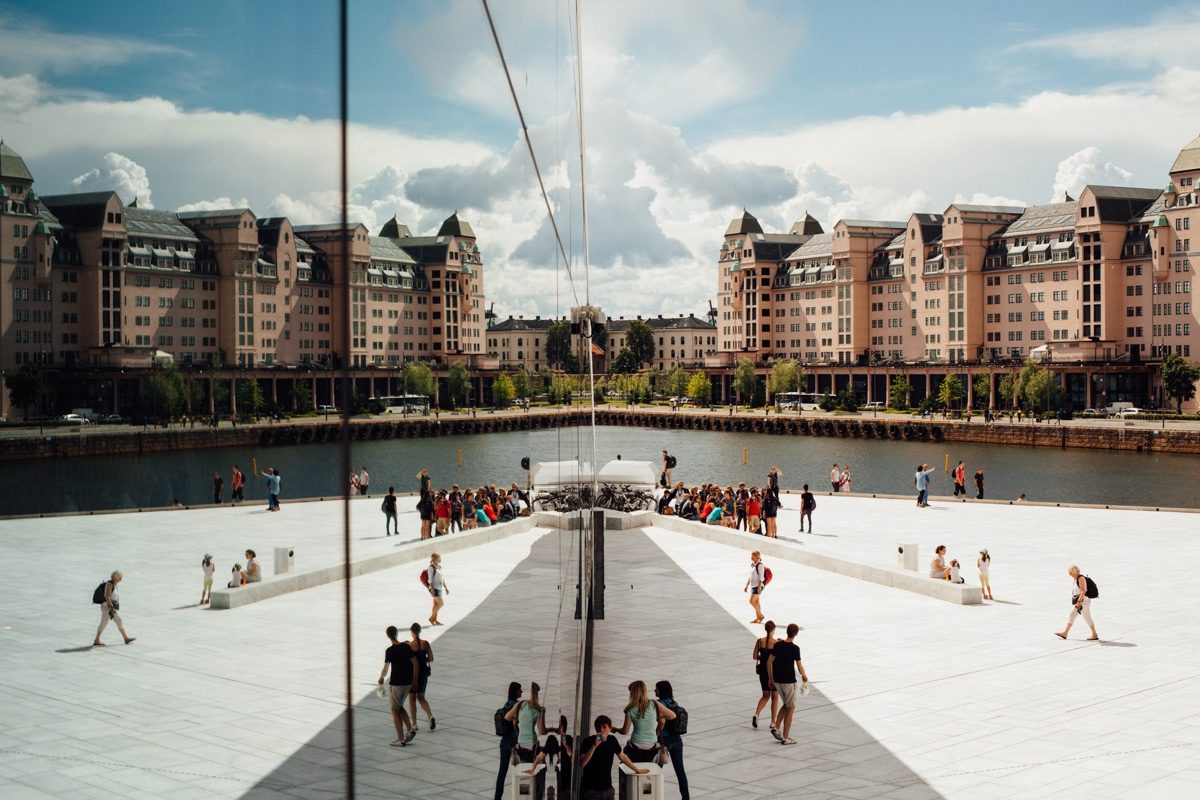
[228,549,263,587]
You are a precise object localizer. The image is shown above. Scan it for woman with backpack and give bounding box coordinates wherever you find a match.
[503,680,548,763]
[616,680,676,763]
[1055,565,1099,641]
[654,680,690,800]
[426,554,448,626]
[494,682,522,800]
[744,551,768,623]
[93,570,135,646]
[407,623,435,731]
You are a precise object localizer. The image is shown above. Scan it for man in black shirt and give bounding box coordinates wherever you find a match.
[383,487,399,536]
[378,626,419,746]
[579,715,648,799]
[766,623,809,745]
[799,484,816,533]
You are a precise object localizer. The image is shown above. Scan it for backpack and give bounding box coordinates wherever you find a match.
[1084,575,1098,599]
[419,568,430,588]
[666,455,677,469]
[761,565,773,586]
[664,700,688,735]
[494,705,515,737]
[92,581,108,604]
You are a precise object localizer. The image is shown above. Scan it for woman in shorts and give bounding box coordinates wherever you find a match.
[752,620,779,737]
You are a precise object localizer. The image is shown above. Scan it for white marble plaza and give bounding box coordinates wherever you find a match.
[1,490,1198,798]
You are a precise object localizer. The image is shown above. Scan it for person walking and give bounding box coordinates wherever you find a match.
[974,466,985,500]
[200,554,215,605]
[752,620,780,738]
[953,460,966,498]
[264,468,281,511]
[799,485,816,533]
[378,625,418,747]
[425,554,448,626]
[1055,565,1099,641]
[661,450,675,487]
[839,465,851,494]
[417,468,434,540]
[743,551,767,624]
[231,465,244,504]
[830,463,841,493]
[407,623,436,731]
[93,570,135,646]
[350,470,361,496]
[654,681,689,800]
[977,549,993,600]
[382,487,399,536]
[495,682,523,800]
[359,466,370,496]
[505,681,549,763]
[212,471,224,504]
[767,623,809,745]
[617,680,676,763]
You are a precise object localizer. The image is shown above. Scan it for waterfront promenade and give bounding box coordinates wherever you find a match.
[1,494,1198,798]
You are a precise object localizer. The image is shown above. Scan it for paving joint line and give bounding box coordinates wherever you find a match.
[930,740,1200,779]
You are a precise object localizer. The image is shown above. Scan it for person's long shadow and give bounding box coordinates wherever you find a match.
[56,645,100,653]
[1099,640,1137,648]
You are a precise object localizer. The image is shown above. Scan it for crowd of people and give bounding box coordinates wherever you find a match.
[413,468,532,539]
[655,465,784,537]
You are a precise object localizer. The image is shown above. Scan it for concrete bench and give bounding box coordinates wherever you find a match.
[209,516,537,609]
[650,514,983,605]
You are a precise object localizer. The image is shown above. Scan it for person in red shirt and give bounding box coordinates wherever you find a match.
[434,492,452,536]
[747,490,762,535]
[230,465,245,504]
[483,498,497,522]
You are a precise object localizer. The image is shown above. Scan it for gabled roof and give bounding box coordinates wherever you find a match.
[0,141,33,182]
[489,316,558,332]
[607,314,716,332]
[784,232,834,260]
[1086,186,1163,223]
[840,219,907,229]
[725,210,764,237]
[950,204,1024,215]
[1169,134,1200,174]
[437,213,475,238]
[790,213,824,236]
[126,206,200,243]
[177,208,253,220]
[40,191,121,229]
[1002,201,1079,236]
[369,236,418,265]
[256,217,291,249]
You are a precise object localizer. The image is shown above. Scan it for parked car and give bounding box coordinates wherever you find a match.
[61,413,91,424]
[98,414,125,424]
[863,401,885,410]
[1116,407,1142,418]
[1081,408,1100,415]
[317,404,339,414]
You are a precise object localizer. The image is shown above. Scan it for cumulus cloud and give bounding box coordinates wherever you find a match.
[1050,147,1134,201]
[70,152,154,207]
[0,74,41,113]
[176,196,251,213]
[0,16,187,75]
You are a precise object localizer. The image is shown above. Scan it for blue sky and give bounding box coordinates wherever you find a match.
[3,1,1199,317]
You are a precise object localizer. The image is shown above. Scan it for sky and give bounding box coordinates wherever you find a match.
[3,0,1200,320]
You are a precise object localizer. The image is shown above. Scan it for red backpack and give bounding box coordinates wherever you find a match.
[761,564,773,586]
[419,568,430,588]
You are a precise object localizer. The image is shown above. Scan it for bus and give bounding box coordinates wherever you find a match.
[375,395,431,414]
[774,392,823,411]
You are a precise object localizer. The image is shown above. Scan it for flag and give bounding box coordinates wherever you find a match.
[591,342,604,356]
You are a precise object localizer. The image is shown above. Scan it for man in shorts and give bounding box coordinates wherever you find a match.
[766,623,809,745]
[378,625,419,746]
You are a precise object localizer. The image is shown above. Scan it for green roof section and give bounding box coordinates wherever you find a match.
[0,141,33,182]
[1154,214,1170,227]
[1167,182,1177,194]
[34,220,51,235]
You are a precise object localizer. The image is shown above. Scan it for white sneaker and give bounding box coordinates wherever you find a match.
[389,739,406,747]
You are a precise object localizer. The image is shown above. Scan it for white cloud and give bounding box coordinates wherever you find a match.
[1014,7,1200,70]
[1050,147,1133,202]
[0,17,188,75]
[0,73,41,112]
[70,152,154,207]
[176,196,251,213]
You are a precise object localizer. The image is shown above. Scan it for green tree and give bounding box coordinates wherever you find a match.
[666,366,689,399]
[625,319,656,367]
[146,372,181,421]
[819,392,837,412]
[766,358,801,402]
[183,375,205,414]
[1015,361,1062,414]
[213,379,230,414]
[238,379,264,419]
[888,376,911,410]
[937,374,965,409]
[838,383,859,412]
[611,347,639,374]
[973,373,992,409]
[402,361,435,401]
[447,362,470,408]
[6,362,40,418]
[686,370,711,406]
[546,320,572,370]
[998,373,1018,409]
[513,367,533,400]
[1162,352,1200,412]
[734,358,756,406]
[292,379,312,413]
[492,372,516,407]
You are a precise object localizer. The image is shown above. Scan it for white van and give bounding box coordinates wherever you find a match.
[1105,402,1134,417]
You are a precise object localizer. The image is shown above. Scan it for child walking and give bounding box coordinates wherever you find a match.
[977,549,992,599]
[200,554,215,605]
